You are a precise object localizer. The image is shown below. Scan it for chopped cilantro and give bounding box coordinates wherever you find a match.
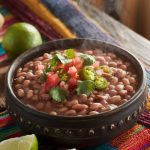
[66,49,75,59]
[41,70,47,82]
[77,80,95,96]
[49,87,67,102]
[80,54,96,66]
[56,53,70,64]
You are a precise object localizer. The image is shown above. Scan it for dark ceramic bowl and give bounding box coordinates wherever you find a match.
[5,39,147,148]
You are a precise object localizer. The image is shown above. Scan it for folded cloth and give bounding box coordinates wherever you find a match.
[41,0,116,44]
[21,0,76,38]
[3,0,62,40]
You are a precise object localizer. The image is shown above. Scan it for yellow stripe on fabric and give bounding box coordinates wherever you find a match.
[21,0,76,38]
[4,14,14,20]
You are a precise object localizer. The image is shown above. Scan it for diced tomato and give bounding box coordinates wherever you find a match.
[45,73,60,91]
[60,81,69,90]
[68,77,77,88]
[54,63,65,71]
[34,64,44,71]
[46,72,54,78]
[72,57,84,70]
[93,61,100,68]
[64,63,71,72]
[67,66,77,77]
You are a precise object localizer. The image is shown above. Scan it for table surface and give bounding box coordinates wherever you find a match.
[79,1,150,69]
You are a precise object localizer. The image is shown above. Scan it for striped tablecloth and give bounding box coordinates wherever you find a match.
[1,0,150,149]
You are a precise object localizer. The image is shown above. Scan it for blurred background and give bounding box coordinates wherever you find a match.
[79,0,150,40]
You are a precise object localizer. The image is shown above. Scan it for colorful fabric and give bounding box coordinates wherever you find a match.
[0,1,150,150]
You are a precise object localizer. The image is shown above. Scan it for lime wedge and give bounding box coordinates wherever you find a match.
[0,134,38,150]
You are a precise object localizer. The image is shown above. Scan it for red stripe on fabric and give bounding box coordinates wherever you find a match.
[7,131,23,139]
[119,128,150,150]
[0,54,7,60]
[0,116,13,128]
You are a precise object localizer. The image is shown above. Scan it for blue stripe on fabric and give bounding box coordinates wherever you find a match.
[83,144,117,150]
[40,0,117,44]
[0,44,5,55]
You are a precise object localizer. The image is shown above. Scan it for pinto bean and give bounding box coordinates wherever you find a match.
[109,95,121,104]
[16,72,26,77]
[49,111,57,115]
[105,56,112,61]
[26,90,34,99]
[96,95,109,101]
[115,84,124,91]
[109,85,115,90]
[108,104,118,110]
[41,94,49,101]
[115,69,126,78]
[65,100,78,107]
[36,102,44,110]
[117,99,128,105]
[78,110,88,115]
[87,97,94,103]
[26,72,34,79]
[96,56,105,63]
[119,90,128,96]
[128,77,136,84]
[17,89,25,97]
[101,100,108,106]
[116,60,123,66]
[58,107,68,113]
[43,53,50,59]
[72,104,88,110]
[84,50,93,55]
[89,111,99,115]
[110,77,118,85]
[35,56,43,61]
[33,84,41,90]
[23,80,30,87]
[22,67,28,72]
[109,62,117,67]
[32,95,38,101]
[126,85,134,93]
[109,90,117,96]
[78,94,87,103]
[64,110,77,116]
[120,65,127,70]
[35,70,43,77]
[89,103,103,111]
[108,53,117,59]
[122,78,130,85]
[15,84,22,89]
[24,61,33,67]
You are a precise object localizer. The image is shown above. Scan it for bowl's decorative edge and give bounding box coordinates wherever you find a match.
[6,99,146,139]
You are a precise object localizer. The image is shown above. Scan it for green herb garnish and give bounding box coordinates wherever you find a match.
[49,87,67,102]
[56,53,70,64]
[77,80,95,96]
[66,49,75,59]
[41,70,47,82]
[80,54,96,66]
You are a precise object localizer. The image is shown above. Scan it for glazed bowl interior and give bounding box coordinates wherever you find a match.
[6,38,146,119]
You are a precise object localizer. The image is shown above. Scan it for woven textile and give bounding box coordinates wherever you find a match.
[0,1,150,149]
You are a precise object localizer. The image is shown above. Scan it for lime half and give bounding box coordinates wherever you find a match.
[0,134,38,150]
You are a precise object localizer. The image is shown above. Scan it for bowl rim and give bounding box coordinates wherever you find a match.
[5,38,147,120]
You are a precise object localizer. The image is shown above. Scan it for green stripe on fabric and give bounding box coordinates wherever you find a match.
[0,125,22,141]
[0,7,10,16]
[130,125,145,136]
